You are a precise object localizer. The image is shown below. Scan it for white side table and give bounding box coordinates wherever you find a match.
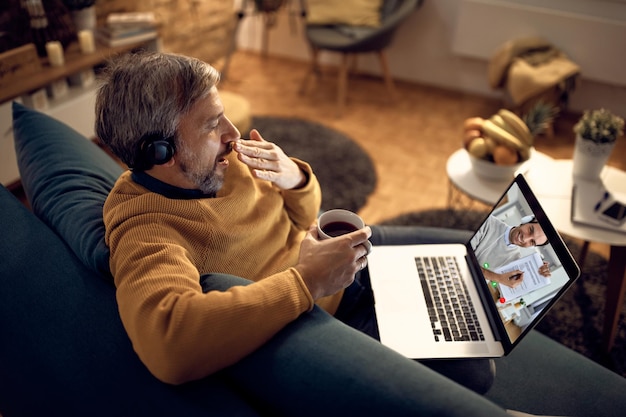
[524,159,626,352]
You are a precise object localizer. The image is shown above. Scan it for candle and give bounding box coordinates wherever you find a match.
[45,41,64,67]
[47,79,69,99]
[78,30,95,54]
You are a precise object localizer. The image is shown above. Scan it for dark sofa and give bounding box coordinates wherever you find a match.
[1,102,625,416]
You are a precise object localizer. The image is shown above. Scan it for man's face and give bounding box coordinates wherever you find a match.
[508,222,547,248]
[176,87,240,194]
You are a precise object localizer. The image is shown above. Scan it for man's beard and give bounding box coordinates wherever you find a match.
[178,150,225,196]
[181,163,224,195]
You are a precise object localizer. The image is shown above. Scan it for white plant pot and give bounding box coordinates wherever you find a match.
[72,6,96,32]
[572,134,616,180]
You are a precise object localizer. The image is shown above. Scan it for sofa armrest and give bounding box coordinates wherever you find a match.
[0,185,261,416]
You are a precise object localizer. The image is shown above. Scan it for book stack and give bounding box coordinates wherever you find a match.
[96,12,158,47]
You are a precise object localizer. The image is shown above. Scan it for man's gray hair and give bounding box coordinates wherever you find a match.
[95,52,221,168]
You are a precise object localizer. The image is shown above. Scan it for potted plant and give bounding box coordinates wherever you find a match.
[572,108,624,180]
[62,0,97,31]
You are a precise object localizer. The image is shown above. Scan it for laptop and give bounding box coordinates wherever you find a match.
[367,174,580,359]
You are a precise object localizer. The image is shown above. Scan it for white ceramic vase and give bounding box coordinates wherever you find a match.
[572,134,616,180]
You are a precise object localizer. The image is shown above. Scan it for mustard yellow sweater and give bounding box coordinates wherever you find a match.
[104,154,340,384]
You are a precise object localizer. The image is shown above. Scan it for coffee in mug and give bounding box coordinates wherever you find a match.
[321,221,359,237]
[317,209,372,254]
[317,209,365,239]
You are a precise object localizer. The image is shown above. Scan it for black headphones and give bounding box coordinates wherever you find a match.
[133,133,176,171]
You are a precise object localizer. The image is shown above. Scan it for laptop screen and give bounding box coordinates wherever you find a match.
[468,174,580,350]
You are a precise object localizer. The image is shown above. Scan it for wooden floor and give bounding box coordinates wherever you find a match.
[222,50,626,259]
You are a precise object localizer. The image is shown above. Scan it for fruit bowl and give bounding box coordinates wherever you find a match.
[462,108,539,182]
[468,147,534,181]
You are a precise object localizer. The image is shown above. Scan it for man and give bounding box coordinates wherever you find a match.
[96,52,501,413]
[470,215,551,289]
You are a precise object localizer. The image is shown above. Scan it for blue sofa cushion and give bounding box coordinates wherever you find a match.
[12,101,123,279]
[0,185,260,416]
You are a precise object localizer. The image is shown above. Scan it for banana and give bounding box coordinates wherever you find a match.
[490,113,534,149]
[484,137,497,154]
[467,137,489,159]
[489,114,506,129]
[490,114,519,138]
[481,119,531,160]
[497,109,534,146]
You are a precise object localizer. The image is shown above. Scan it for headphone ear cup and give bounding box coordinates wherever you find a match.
[145,139,175,166]
[520,215,535,224]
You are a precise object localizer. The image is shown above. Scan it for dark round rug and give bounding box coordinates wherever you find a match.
[250,116,377,213]
[380,208,626,378]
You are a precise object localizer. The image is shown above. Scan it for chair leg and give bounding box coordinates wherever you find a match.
[261,14,270,58]
[300,46,321,95]
[337,53,350,116]
[349,54,358,75]
[377,50,396,99]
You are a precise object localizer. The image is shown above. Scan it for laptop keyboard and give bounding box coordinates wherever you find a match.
[416,256,485,343]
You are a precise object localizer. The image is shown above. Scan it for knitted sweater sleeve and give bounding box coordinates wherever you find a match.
[104,167,319,385]
[279,158,322,230]
[107,214,314,385]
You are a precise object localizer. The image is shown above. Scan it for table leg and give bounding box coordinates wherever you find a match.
[447,178,454,209]
[603,245,626,352]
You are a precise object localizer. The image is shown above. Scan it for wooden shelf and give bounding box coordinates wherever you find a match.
[0,38,158,104]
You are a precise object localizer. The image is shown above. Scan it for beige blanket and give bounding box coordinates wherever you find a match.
[488,36,580,106]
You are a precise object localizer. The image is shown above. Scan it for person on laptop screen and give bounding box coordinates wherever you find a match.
[469,206,562,343]
[471,214,551,289]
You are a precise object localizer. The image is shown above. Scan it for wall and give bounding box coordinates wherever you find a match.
[235,0,626,117]
[95,0,235,63]
[453,0,626,87]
